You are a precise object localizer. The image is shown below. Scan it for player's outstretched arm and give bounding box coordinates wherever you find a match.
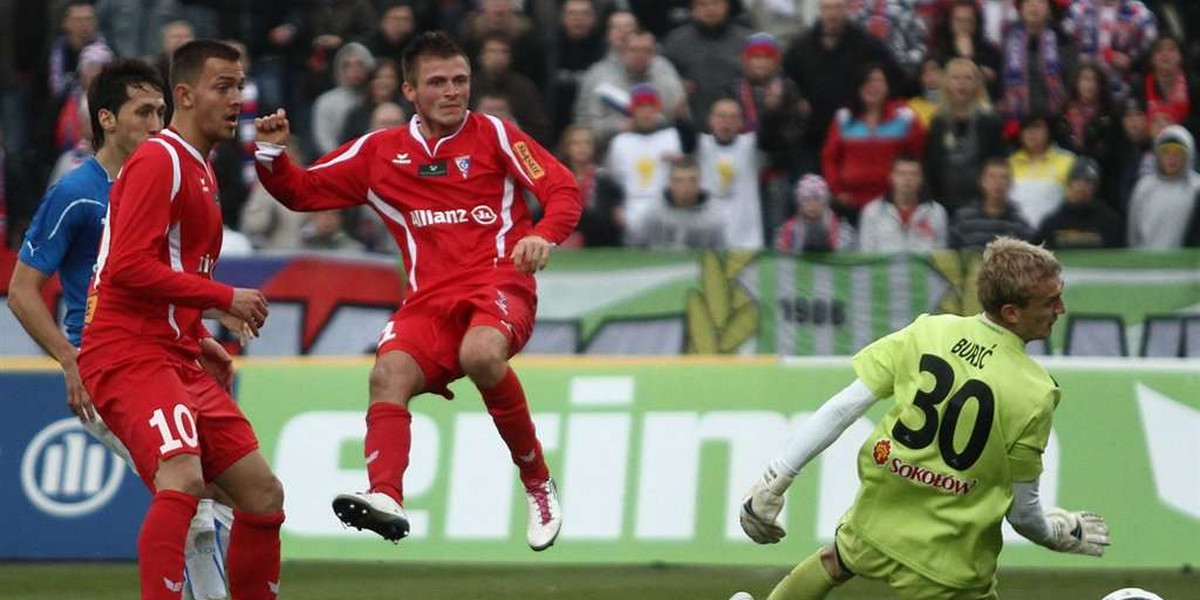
[1007,480,1110,557]
[7,263,96,422]
[254,108,372,212]
[740,379,880,544]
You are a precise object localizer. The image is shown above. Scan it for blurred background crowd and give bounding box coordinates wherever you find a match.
[1,0,1199,257]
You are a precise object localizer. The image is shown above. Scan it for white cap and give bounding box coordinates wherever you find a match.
[1101,588,1165,600]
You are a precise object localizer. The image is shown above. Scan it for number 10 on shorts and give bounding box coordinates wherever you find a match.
[149,405,199,454]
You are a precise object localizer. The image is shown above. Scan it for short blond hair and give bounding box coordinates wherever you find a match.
[977,237,1061,314]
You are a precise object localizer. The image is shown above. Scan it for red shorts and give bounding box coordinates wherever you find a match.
[83,355,259,490]
[376,278,536,396]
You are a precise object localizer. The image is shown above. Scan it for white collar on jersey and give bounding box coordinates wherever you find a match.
[408,110,471,158]
[161,128,208,168]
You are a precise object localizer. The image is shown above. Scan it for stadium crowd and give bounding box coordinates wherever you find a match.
[2,0,1199,256]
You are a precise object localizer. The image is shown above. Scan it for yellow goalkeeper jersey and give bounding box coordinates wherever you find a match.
[845,313,1060,589]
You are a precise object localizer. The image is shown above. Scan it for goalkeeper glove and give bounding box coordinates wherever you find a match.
[1044,507,1110,556]
[739,464,792,544]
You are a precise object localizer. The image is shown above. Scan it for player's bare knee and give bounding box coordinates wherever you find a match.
[241,474,285,514]
[369,363,412,405]
[458,338,506,384]
[155,455,205,496]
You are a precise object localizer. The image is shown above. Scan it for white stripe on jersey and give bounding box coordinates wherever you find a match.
[407,113,471,159]
[46,199,104,240]
[309,129,386,172]
[482,115,524,259]
[93,205,113,286]
[149,137,183,338]
[367,189,419,292]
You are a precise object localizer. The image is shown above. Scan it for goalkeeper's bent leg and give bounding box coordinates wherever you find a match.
[767,547,846,600]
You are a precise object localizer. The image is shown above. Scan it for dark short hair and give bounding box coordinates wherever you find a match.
[402,31,468,85]
[893,153,921,168]
[88,59,164,151]
[982,157,1011,175]
[170,39,240,88]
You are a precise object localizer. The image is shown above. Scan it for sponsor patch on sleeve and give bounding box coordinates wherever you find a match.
[512,141,545,180]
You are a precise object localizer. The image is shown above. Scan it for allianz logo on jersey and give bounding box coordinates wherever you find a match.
[409,206,498,228]
[21,418,126,517]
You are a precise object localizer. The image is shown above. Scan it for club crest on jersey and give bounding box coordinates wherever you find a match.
[455,155,471,179]
[418,161,448,177]
[512,141,545,180]
[872,438,892,465]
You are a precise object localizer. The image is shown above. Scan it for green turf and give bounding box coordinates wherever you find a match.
[0,562,1194,600]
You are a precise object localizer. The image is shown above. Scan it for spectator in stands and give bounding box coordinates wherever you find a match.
[1061,0,1157,96]
[151,20,195,90]
[783,0,895,174]
[950,158,1035,247]
[48,0,101,105]
[1127,125,1200,249]
[475,91,517,123]
[311,42,373,155]
[1000,0,1074,121]
[775,174,856,253]
[1037,156,1123,249]
[925,58,1006,212]
[638,158,727,250]
[931,0,1002,100]
[600,10,638,64]
[340,59,404,144]
[663,0,752,127]
[472,33,551,145]
[697,98,764,249]
[628,0,711,40]
[242,140,308,251]
[822,63,926,221]
[743,0,806,45]
[54,41,111,156]
[729,32,805,237]
[48,97,93,186]
[846,0,929,88]
[575,29,686,146]
[369,101,406,131]
[232,0,304,114]
[546,0,607,143]
[1009,114,1075,230]
[300,0,377,96]
[908,57,942,128]
[606,84,685,243]
[367,1,417,62]
[979,0,1018,48]
[1131,36,1200,135]
[457,0,547,90]
[559,125,625,247]
[1107,97,1154,215]
[94,0,175,59]
[301,209,366,252]
[1053,61,1117,162]
[858,155,949,252]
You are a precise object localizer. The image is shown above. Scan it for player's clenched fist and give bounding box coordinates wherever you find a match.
[511,235,552,274]
[255,108,290,146]
[229,288,269,328]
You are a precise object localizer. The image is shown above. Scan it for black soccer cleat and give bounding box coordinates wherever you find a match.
[332,492,410,543]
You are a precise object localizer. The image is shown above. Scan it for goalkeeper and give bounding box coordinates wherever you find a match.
[736,237,1109,600]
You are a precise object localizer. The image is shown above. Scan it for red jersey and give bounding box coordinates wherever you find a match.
[81,128,233,367]
[256,111,581,299]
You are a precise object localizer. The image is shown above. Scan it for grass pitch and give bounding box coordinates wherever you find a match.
[0,562,1195,600]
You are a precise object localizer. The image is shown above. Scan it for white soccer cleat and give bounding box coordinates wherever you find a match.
[524,478,562,551]
[332,491,410,542]
[728,593,755,600]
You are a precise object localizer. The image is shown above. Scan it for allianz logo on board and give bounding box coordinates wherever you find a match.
[21,418,126,517]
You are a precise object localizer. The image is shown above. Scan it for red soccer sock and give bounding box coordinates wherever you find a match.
[365,402,412,504]
[227,509,285,600]
[139,489,199,600]
[481,367,550,487]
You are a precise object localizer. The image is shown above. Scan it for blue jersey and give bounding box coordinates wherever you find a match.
[18,157,111,347]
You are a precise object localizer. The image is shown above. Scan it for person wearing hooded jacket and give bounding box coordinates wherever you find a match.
[311,41,374,155]
[1127,124,1200,249]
